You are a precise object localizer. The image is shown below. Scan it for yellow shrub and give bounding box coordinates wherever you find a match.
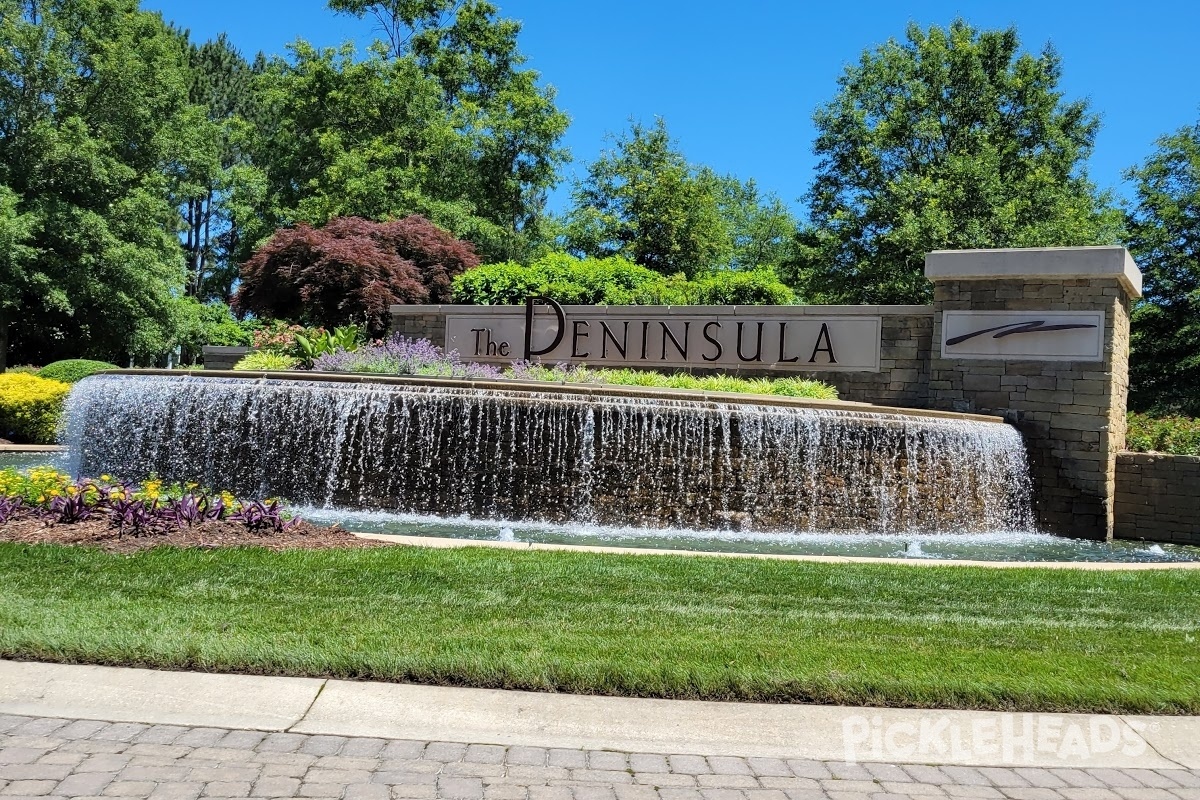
[0,373,71,444]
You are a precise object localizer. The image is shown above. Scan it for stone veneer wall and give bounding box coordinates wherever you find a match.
[201,346,250,370]
[389,307,935,408]
[391,310,448,347]
[1114,453,1200,545]
[926,277,1132,539]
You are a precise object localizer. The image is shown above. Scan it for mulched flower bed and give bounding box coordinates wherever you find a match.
[0,517,383,552]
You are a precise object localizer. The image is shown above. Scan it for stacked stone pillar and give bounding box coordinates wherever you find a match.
[925,247,1142,540]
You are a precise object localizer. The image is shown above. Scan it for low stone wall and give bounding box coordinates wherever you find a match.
[390,306,935,408]
[202,346,250,370]
[1114,453,1200,545]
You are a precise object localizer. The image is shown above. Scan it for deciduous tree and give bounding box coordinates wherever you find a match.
[0,0,206,367]
[563,120,797,279]
[1125,117,1200,414]
[786,20,1122,304]
[234,216,479,334]
[241,1,568,264]
[175,32,263,302]
[563,119,732,278]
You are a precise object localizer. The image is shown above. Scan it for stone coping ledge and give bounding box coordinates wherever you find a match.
[0,444,66,453]
[354,532,1200,570]
[390,303,935,316]
[924,245,1142,297]
[1118,451,1200,464]
[100,369,1007,425]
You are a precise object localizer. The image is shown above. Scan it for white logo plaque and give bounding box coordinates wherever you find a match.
[941,310,1105,361]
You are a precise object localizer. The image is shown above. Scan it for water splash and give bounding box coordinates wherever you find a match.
[63,373,1035,534]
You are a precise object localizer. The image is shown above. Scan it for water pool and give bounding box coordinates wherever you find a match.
[297,506,1200,564]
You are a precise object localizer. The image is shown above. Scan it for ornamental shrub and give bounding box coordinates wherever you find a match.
[0,374,71,444]
[174,298,253,365]
[234,215,479,335]
[689,268,796,305]
[1126,412,1200,456]
[250,321,310,353]
[452,253,672,305]
[232,351,301,371]
[37,359,119,383]
[452,253,794,306]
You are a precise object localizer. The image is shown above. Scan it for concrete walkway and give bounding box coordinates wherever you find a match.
[1,661,1198,799]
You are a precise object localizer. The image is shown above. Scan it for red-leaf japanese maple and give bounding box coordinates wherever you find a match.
[234,216,479,333]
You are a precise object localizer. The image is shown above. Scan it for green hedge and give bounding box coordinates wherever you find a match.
[1127,412,1200,456]
[452,253,795,306]
[37,359,118,383]
[0,374,71,444]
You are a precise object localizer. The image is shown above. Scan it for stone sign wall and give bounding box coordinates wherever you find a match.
[391,305,935,408]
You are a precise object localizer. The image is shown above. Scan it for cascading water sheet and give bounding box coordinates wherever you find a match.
[63,374,1034,533]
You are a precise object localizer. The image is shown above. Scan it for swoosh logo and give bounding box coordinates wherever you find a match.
[946,320,1098,347]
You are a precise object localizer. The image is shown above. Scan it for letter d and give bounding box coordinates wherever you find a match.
[524,296,566,359]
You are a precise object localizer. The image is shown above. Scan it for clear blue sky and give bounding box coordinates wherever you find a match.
[144,0,1200,216]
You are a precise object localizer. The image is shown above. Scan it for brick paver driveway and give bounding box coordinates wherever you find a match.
[1,714,1197,800]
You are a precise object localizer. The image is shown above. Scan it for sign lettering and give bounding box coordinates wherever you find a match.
[444,299,883,372]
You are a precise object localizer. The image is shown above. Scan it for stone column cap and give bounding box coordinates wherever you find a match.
[925,246,1142,298]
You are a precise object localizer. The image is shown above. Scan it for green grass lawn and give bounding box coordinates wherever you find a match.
[1,542,1197,714]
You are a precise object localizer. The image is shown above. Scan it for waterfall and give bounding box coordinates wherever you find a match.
[62,373,1034,534]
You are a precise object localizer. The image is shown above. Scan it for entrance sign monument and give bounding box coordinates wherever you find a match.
[390,245,1144,540]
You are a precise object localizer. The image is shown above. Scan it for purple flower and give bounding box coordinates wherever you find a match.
[312,335,501,379]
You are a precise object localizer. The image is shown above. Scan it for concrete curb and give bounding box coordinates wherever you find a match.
[353,532,1200,570]
[1,660,1194,770]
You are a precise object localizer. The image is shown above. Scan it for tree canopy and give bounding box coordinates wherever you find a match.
[0,0,213,369]
[785,20,1123,304]
[234,0,569,268]
[1126,116,1200,414]
[6,3,1200,398]
[562,119,795,279]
